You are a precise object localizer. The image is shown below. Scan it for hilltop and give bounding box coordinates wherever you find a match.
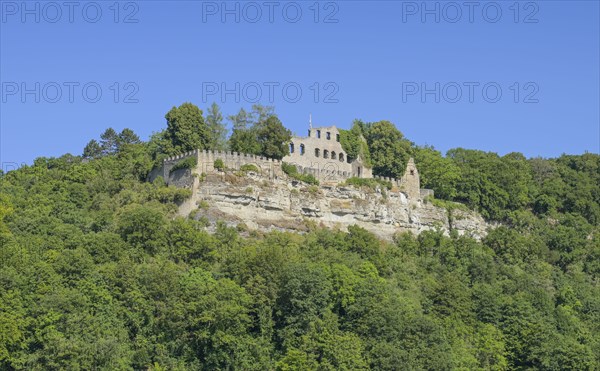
[1,104,599,369]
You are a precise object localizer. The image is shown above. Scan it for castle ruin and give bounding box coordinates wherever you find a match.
[282,125,373,180]
[150,125,433,202]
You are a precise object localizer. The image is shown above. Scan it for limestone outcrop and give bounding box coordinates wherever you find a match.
[180,172,489,241]
[149,148,489,240]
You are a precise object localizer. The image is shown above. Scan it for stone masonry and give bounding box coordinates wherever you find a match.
[283,125,373,182]
[149,125,434,203]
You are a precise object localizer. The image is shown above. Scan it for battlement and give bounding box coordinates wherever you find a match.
[151,149,286,189]
[164,149,283,165]
[149,148,432,202]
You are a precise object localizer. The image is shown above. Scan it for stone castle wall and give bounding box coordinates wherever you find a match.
[152,149,285,187]
[151,149,433,201]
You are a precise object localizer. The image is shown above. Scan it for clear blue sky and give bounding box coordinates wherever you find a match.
[1,1,599,167]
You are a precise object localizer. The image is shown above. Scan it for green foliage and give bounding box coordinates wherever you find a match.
[429,197,469,213]
[214,158,225,170]
[240,164,260,173]
[256,116,292,159]
[170,156,197,173]
[414,145,461,199]
[164,102,211,155]
[83,128,142,159]
[229,128,262,155]
[343,177,392,190]
[444,149,534,220]
[1,116,599,370]
[363,120,412,178]
[228,105,291,159]
[228,107,254,131]
[339,120,371,166]
[205,102,228,150]
[117,128,142,148]
[282,162,319,185]
[116,203,167,253]
[83,139,102,159]
[100,127,119,154]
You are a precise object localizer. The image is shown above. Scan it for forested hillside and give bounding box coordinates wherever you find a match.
[1,104,599,370]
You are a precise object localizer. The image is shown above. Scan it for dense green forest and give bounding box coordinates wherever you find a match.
[1,103,599,370]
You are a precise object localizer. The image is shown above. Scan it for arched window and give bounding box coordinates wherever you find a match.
[336,134,340,142]
[315,148,320,157]
[300,144,305,155]
[317,130,321,138]
[289,143,294,154]
[323,150,329,159]
[326,132,331,140]
[331,151,336,160]
[339,153,344,162]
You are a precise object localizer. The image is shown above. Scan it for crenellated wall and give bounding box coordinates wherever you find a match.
[150,150,433,202]
[151,149,285,186]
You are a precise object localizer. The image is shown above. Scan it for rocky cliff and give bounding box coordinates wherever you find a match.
[180,172,489,241]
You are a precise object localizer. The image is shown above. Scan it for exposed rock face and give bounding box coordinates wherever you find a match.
[184,173,489,241]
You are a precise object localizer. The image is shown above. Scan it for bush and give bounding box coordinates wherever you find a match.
[307,185,320,195]
[282,162,298,175]
[298,173,319,185]
[153,186,192,204]
[240,164,260,173]
[214,158,225,170]
[430,197,469,213]
[343,177,392,190]
[170,156,197,173]
[282,162,320,185]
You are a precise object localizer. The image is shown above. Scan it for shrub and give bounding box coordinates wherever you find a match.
[298,174,319,186]
[343,177,392,190]
[282,162,298,175]
[282,162,320,185]
[214,158,225,170]
[307,185,320,195]
[170,156,197,173]
[430,197,469,212]
[240,164,260,173]
[153,187,192,204]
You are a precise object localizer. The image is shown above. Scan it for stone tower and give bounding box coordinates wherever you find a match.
[401,157,421,200]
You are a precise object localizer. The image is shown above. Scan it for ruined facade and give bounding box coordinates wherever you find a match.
[282,125,373,180]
